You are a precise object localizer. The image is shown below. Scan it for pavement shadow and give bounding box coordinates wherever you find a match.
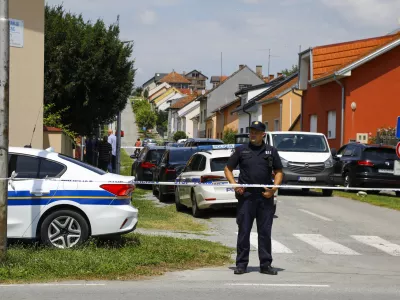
[228,266,286,273]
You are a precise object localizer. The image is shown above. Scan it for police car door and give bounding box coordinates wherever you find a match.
[8,153,63,238]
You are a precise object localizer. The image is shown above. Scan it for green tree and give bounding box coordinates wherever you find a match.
[155,110,168,135]
[136,108,157,130]
[134,87,143,96]
[44,5,135,135]
[132,99,150,114]
[222,128,237,144]
[281,64,298,76]
[173,131,187,142]
[43,103,77,139]
[143,89,149,99]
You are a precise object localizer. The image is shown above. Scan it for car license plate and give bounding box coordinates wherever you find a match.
[378,169,394,174]
[298,177,317,182]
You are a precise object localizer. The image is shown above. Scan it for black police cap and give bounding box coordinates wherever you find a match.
[249,121,266,132]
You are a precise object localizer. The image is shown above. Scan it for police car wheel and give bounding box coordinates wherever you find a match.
[191,191,203,218]
[40,209,89,249]
[175,189,185,212]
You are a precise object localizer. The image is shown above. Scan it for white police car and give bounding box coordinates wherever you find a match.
[7,147,138,248]
[175,144,278,217]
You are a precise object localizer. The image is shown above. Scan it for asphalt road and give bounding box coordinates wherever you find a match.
[2,190,400,299]
[121,99,139,156]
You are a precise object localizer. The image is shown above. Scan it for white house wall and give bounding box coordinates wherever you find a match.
[148,82,170,97]
[178,103,200,138]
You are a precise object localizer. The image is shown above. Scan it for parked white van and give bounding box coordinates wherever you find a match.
[265,131,334,196]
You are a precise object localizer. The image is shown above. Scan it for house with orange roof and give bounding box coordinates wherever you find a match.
[166,94,199,139]
[211,98,241,139]
[183,70,208,91]
[195,65,265,138]
[256,73,302,132]
[298,32,400,149]
[159,71,191,89]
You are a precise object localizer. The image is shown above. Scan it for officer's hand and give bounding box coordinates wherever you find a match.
[234,187,245,195]
[262,187,276,199]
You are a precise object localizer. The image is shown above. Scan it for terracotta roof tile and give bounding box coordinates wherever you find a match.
[177,88,192,95]
[170,94,197,109]
[312,32,400,80]
[159,71,191,84]
[43,126,62,132]
[258,75,298,102]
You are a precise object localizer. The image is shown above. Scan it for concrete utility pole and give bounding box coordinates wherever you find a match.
[116,111,121,174]
[0,0,9,261]
[116,40,134,175]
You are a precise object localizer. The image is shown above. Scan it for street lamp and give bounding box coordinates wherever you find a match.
[115,39,134,174]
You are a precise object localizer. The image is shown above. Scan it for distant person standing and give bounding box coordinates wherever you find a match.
[85,134,97,166]
[107,129,117,172]
[97,136,112,171]
[134,138,142,156]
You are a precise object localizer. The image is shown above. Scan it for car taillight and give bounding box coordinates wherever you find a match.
[357,160,374,167]
[141,161,156,169]
[165,168,176,174]
[200,175,224,183]
[100,184,135,196]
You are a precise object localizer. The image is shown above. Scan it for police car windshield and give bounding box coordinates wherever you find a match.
[272,134,329,153]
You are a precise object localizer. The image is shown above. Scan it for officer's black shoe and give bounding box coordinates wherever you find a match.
[234,267,246,275]
[260,266,278,275]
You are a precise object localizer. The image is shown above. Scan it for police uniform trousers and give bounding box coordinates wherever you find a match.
[236,190,276,269]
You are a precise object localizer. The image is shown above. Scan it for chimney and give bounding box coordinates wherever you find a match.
[256,65,263,78]
[269,74,275,81]
[277,72,282,77]
[239,64,244,69]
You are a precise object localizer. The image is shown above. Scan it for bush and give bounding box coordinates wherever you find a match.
[222,128,237,144]
[173,131,187,142]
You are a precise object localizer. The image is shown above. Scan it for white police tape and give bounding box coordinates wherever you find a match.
[4,175,399,192]
[131,180,400,192]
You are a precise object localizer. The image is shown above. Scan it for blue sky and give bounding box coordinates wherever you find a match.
[46,0,400,88]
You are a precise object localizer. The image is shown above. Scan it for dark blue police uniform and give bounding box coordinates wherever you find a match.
[226,126,283,272]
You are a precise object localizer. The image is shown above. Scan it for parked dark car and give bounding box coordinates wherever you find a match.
[184,138,224,147]
[332,143,400,195]
[152,147,199,202]
[142,138,157,147]
[131,146,166,182]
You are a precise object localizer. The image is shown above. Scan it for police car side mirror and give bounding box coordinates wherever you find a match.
[331,148,337,157]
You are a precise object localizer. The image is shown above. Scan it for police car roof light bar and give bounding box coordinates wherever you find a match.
[197,144,241,151]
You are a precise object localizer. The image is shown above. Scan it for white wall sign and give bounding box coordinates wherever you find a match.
[10,19,24,48]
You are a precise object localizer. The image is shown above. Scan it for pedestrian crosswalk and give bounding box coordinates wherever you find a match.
[236,232,400,256]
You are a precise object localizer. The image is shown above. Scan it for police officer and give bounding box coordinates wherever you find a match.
[224,121,283,275]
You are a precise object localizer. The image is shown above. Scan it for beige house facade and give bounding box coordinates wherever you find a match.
[9,0,44,148]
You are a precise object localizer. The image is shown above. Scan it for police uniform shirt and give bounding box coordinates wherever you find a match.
[227,142,283,186]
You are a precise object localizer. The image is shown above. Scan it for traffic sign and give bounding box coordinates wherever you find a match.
[396,142,400,159]
[396,116,400,139]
